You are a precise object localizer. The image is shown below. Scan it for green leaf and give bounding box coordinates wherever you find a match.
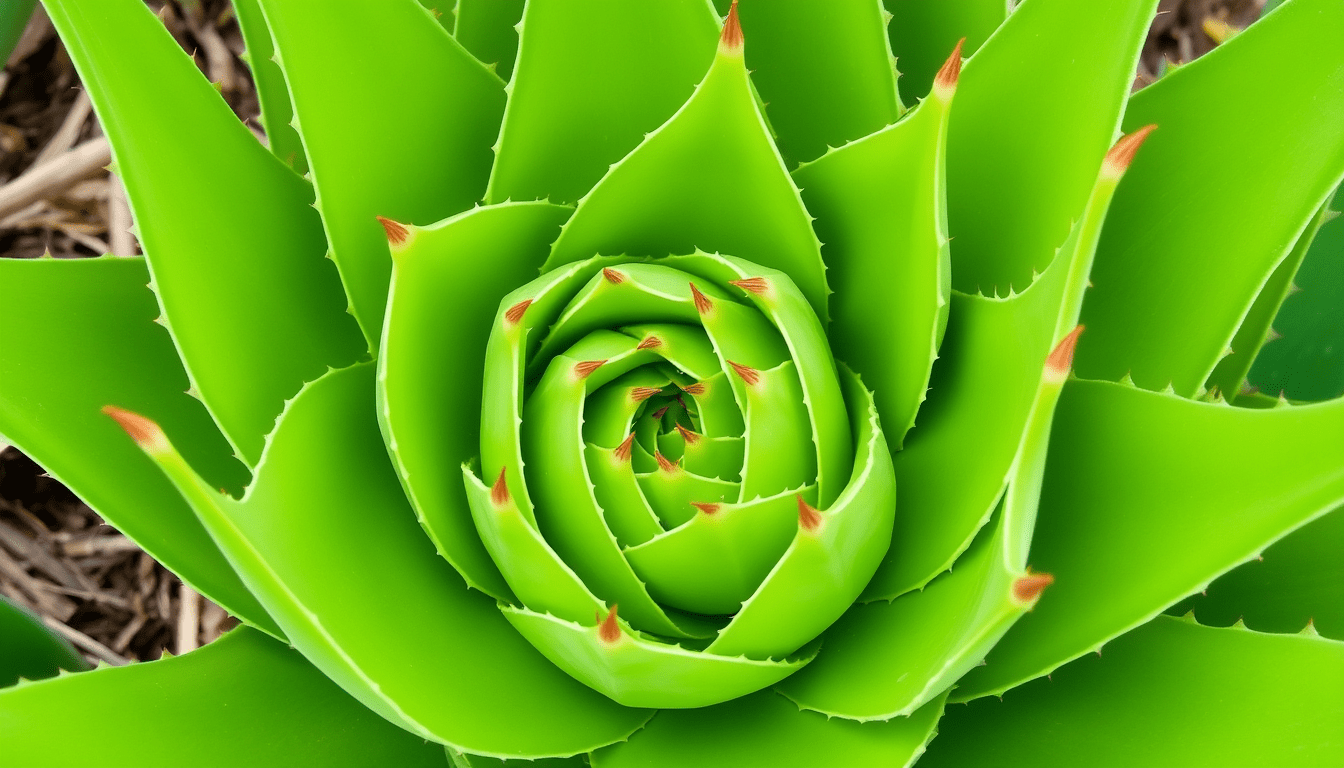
[232,0,308,174]
[1249,192,1344,401]
[591,690,946,768]
[452,0,524,80]
[0,627,449,767]
[736,0,901,165]
[954,378,1344,700]
[885,0,1007,104]
[0,596,87,688]
[0,0,36,65]
[794,67,953,447]
[544,22,830,320]
[45,0,366,466]
[0,257,277,638]
[135,363,649,758]
[945,0,1156,294]
[379,201,572,601]
[1075,0,1344,396]
[451,751,583,768]
[922,617,1344,767]
[258,0,506,347]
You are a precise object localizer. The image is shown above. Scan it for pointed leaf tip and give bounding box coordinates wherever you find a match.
[719,1,743,56]
[729,277,771,296]
[602,268,625,285]
[376,216,410,247]
[631,386,663,402]
[1104,124,1158,176]
[655,450,678,473]
[683,382,707,396]
[692,501,721,515]
[504,298,532,326]
[1012,571,1054,605]
[674,423,701,444]
[574,359,607,379]
[728,361,760,386]
[689,282,713,315]
[598,605,621,644]
[651,404,672,420]
[102,406,169,455]
[933,38,966,94]
[614,432,636,463]
[1045,325,1085,381]
[490,468,510,507]
[797,495,822,532]
[636,336,663,350]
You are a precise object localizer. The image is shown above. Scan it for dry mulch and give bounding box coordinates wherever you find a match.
[0,0,1267,667]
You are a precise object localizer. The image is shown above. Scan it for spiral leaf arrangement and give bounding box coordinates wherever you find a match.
[2,0,1343,766]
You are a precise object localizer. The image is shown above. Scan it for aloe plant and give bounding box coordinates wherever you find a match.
[2,0,1343,764]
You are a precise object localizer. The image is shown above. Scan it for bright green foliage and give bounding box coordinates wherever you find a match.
[2,0,1343,764]
[0,597,86,688]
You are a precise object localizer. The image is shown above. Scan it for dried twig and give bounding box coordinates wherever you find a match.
[0,137,111,221]
[107,172,135,255]
[32,90,92,167]
[175,583,200,655]
[42,615,129,667]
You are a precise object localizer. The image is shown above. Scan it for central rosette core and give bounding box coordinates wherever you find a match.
[463,253,895,708]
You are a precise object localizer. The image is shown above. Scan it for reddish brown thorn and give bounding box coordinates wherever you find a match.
[1013,570,1055,604]
[602,267,625,285]
[597,605,621,644]
[728,361,760,386]
[490,468,510,507]
[675,423,701,444]
[631,386,663,402]
[729,276,770,295]
[376,216,409,247]
[682,382,707,396]
[636,336,663,350]
[692,502,721,516]
[689,282,713,315]
[574,359,607,379]
[651,404,672,420]
[504,299,532,326]
[933,38,965,94]
[719,0,743,55]
[797,495,822,532]
[102,406,169,454]
[655,451,678,473]
[1045,325,1085,381]
[1104,124,1158,176]
[614,432,636,463]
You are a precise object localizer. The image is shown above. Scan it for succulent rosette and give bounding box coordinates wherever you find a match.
[3,0,1344,765]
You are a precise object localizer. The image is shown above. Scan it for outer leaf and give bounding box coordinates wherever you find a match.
[955,378,1344,699]
[1249,194,1344,401]
[945,0,1156,294]
[0,257,277,637]
[486,0,719,205]
[379,201,572,601]
[923,617,1344,767]
[231,0,308,174]
[885,0,1007,104]
[736,0,901,165]
[0,596,86,688]
[591,690,946,768]
[0,0,36,64]
[0,627,448,767]
[45,0,366,466]
[452,0,524,80]
[1076,0,1344,395]
[131,364,649,758]
[258,0,506,347]
[545,18,830,320]
[451,752,582,768]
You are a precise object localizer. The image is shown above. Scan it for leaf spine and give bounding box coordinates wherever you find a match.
[797,495,822,532]
[631,386,663,402]
[932,38,965,96]
[692,502,720,516]
[655,451,678,473]
[504,299,532,326]
[729,277,771,295]
[636,336,663,350]
[597,605,622,644]
[683,382,707,396]
[614,432,636,463]
[602,268,625,285]
[728,360,761,386]
[719,1,743,56]
[689,282,714,315]
[1012,570,1054,604]
[102,406,170,455]
[376,216,410,247]
[1045,325,1085,382]
[1103,124,1158,177]
[675,423,701,444]
[574,359,607,379]
[490,468,510,507]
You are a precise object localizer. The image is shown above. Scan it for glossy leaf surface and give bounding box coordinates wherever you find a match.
[0,596,86,688]
[885,0,1006,104]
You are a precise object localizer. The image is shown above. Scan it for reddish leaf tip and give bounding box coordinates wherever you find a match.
[631,386,663,403]
[729,276,770,296]
[1104,124,1158,175]
[674,423,701,444]
[602,268,625,285]
[933,38,965,93]
[614,432,636,463]
[597,605,621,644]
[682,382,707,396]
[504,299,532,326]
[574,359,607,379]
[655,450,678,473]
[636,336,663,350]
[719,1,743,55]
[376,216,410,247]
[102,406,169,454]
[490,468,510,507]
[689,282,713,315]
[692,502,721,516]
[1013,571,1054,604]
[797,495,822,532]
[728,360,760,386]
[1045,325,1085,380]
[651,404,672,420]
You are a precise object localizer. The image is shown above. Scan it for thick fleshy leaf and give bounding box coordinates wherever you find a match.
[1249,193,1344,401]
[0,596,86,688]
[885,0,1007,104]
[591,690,946,768]
[0,627,448,767]
[451,752,582,768]
[544,16,830,320]
[955,378,1344,699]
[452,0,523,80]
[0,257,277,637]
[946,0,1156,294]
[232,0,308,174]
[46,0,366,466]
[131,364,650,758]
[1076,0,1344,396]
[923,617,1344,767]
[258,0,506,346]
[378,201,572,600]
[0,1,36,64]
[795,63,953,446]
[736,0,901,165]
[485,0,719,205]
